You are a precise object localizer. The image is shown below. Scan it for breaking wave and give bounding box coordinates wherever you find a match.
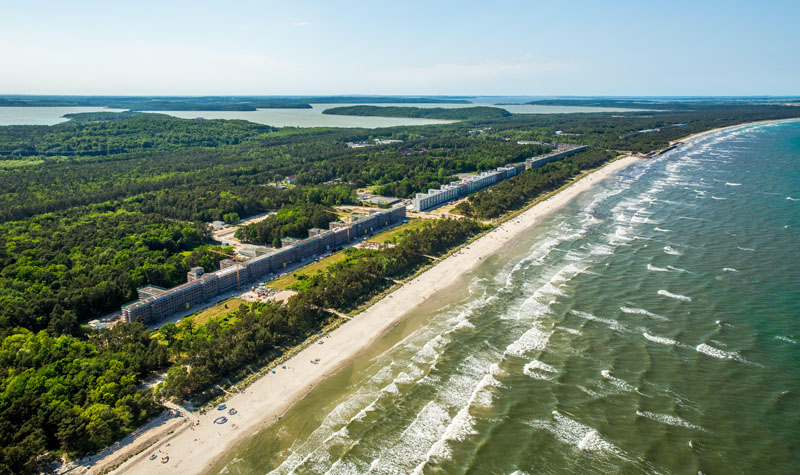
[643,332,678,346]
[601,370,636,392]
[620,306,669,321]
[636,411,707,432]
[658,290,693,302]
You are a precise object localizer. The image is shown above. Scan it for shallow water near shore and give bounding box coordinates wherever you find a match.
[215,120,800,474]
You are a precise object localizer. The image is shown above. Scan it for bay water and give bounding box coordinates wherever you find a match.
[0,103,647,128]
[217,120,800,474]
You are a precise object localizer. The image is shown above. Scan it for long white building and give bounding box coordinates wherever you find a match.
[411,144,589,212]
[412,165,524,211]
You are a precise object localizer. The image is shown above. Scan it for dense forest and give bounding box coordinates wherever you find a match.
[0,101,798,472]
[0,112,276,156]
[0,322,166,472]
[322,105,511,120]
[234,203,336,246]
[0,210,230,332]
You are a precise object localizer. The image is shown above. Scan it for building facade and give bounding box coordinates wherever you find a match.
[525,145,589,170]
[412,164,524,211]
[121,205,406,324]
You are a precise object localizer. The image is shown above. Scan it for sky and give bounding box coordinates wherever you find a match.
[1,0,798,96]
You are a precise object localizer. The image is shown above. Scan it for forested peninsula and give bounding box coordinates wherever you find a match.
[322,105,511,120]
[0,95,472,110]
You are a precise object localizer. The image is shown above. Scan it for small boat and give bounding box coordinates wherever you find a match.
[161,456,169,464]
[217,404,227,411]
[149,454,157,461]
[214,416,228,424]
[228,408,238,415]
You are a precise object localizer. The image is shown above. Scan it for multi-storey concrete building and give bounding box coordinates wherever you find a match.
[412,164,525,211]
[410,144,589,212]
[121,205,406,324]
[525,144,588,170]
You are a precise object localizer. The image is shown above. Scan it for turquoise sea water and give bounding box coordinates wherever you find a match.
[217,120,800,474]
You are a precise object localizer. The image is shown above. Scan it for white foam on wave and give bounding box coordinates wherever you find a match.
[590,244,614,256]
[412,334,450,365]
[571,309,630,332]
[647,264,669,272]
[696,343,736,360]
[523,359,558,380]
[663,246,682,256]
[737,246,755,252]
[775,336,798,344]
[620,306,668,321]
[376,400,450,472]
[557,326,582,335]
[658,290,692,302]
[667,265,691,273]
[601,370,636,392]
[654,227,671,232]
[711,196,727,200]
[410,367,502,473]
[636,411,707,432]
[643,332,678,346]
[505,326,551,357]
[548,411,622,454]
[788,196,798,201]
[631,215,658,224]
[723,267,738,273]
[725,182,742,186]
[382,382,400,395]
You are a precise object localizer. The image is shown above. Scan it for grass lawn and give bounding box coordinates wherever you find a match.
[269,251,350,290]
[0,159,44,168]
[190,298,247,326]
[368,218,426,244]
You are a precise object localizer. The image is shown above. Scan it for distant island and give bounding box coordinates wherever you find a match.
[0,95,472,111]
[322,105,511,120]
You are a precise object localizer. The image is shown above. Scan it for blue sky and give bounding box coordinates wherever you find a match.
[1,0,798,95]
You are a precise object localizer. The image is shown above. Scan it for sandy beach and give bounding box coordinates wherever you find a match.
[101,153,640,475]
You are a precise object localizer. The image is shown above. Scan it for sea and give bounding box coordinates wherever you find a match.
[0,103,644,128]
[216,120,800,474]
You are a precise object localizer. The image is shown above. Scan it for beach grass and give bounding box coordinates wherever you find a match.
[190,298,247,326]
[367,218,426,244]
[268,252,350,290]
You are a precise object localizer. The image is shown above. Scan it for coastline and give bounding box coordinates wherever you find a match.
[672,117,800,144]
[103,116,800,475]
[109,154,640,475]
